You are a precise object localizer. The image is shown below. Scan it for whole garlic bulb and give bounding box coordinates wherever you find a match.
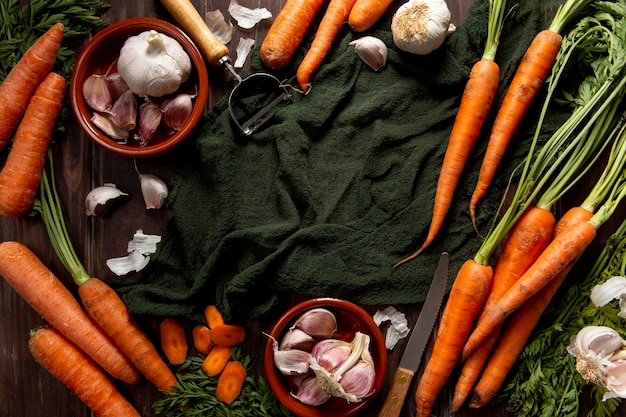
[117,30,192,97]
[391,0,456,55]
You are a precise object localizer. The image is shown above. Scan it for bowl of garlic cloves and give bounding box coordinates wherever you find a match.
[264,298,388,417]
[69,17,208,158]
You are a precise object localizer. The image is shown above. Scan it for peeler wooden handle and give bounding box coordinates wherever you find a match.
[160,0,229,67]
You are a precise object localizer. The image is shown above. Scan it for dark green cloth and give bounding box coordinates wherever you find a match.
[113,0,566,322]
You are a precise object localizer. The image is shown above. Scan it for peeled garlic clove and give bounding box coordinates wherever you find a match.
[91,112,130,142]
[139,173,169,209]
[162,93,195,131]
[83,74,112,112]
[339,360,376,399]
[280,328,316,351]
[292,374,331,406]
[137,101,163,145]
[349,36,388,71]
[110,89,138,131]
[293,308,337,338]
[85,183,128,216]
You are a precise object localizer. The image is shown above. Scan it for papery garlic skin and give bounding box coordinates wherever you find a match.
[85,183,128,216]
[349,36,388,71]
[118,30,192,97]
[568,325,626,400]
[391,0,455,55]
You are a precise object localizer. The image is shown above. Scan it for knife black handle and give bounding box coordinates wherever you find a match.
[378,367,415,417]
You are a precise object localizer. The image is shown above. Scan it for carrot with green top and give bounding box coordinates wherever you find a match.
[469,116,626,406]
[29,327,141,417]
[35,155,177,391]
[296,0,360,91]
[0,241,140,384]
[0,23,64,150]
[0,72,65,218]
[396,0,506,266]
[469,0,595,225]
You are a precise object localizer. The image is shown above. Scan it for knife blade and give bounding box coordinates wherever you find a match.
[378,252,449,417]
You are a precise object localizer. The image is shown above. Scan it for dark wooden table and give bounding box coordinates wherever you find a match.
[1,0,624,416]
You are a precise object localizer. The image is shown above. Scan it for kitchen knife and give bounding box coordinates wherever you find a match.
[378,252,449,417]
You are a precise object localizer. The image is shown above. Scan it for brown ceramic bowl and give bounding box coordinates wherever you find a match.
[264,298,388,417]
[69,17,208,158]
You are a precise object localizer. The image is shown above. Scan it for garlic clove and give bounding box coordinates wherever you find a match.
[162,93,195,131]
[83,74,112,113]
[292,374,331,406]
[137,101,163,145]
[339,360,376,399]
[85,183,128,216]
[292,308,337,339]
[110,89,138,131]
[106,72,131,102]
[315,342,352,373]
[139,173,169,209]
[91,112,130,142]
[271,337,311,375]
[280,328,316,352]
[349,36,388,71]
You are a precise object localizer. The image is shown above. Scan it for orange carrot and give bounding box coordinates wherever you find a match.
[396,60,500,266]
[210,324,247,347]
[79,278,178,391]
[468,207,592,408]
[192,324,213,354]
[0,23,64,150]
[260,0,326,69]
[451,330,499,413]
[202,345,232,376]
[216,361,247,404]
[0,72,65,218]
[204,304,225,329]
[296,0,360,91]
[0,241,140,384]
[462,219,597,359]
[414,259,493,417]
[451,206,555,410]
[29,327,141,417]
[469,30,563,225]
[348,0,395,32]
[160,317,188,365]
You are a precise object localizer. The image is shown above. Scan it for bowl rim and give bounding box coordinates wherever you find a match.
[264,298,388,417]
[69,17,209,158]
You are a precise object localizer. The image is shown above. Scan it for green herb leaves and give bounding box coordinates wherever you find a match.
[0,0,110,81]
[154,349,295,417]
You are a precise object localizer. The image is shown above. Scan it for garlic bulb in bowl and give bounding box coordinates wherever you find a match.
[117,30,192,97]
[391,0,456,55]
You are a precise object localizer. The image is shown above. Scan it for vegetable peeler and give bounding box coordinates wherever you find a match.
[160,0,292,136]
